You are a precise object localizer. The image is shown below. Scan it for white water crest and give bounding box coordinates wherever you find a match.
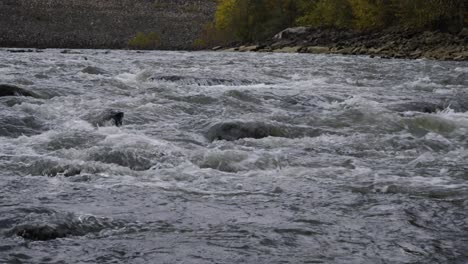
[0,49,467,263]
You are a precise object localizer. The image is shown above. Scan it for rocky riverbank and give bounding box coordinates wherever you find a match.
[220,27,468,61]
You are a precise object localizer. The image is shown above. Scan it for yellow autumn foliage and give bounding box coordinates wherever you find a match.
[199,0,466,44]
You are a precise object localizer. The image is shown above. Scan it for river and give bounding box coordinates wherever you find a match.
[0,49,467,263]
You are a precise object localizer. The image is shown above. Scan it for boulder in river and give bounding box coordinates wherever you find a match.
[206,121,286,142]
[12,213,124,241]
[7,49,40,53]
[0,84,42,98]
[83,109,124,127]
[81,66,107,75]
[15,224,71,241]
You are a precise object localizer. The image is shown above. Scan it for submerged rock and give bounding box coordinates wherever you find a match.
[150,75,255,86]
[206,121,286,142]
[7,49,40,53]
[0,84,42,98]
[0,113,46,138]
[391,101,444,114]
[81,66,107,75]
[83,109,124,127]
[12,213,124,241]
[85,146,161,171]
[387,99,467,114]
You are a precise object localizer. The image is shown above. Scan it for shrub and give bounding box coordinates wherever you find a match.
[128,32,161,50]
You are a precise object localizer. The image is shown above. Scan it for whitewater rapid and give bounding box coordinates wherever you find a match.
[0,49,467,263]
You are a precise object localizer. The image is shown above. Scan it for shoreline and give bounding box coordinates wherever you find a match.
[2,27,467,63]
[218,28,468,61]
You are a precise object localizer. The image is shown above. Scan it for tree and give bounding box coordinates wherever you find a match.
[296,0,353,28]
[349,0,392,30]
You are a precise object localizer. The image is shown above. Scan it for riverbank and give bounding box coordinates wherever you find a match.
[219,27,468,61]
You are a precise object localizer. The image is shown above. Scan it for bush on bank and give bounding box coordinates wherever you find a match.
[128,32,161,50]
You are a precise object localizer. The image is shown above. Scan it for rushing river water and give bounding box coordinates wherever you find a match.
[0,49,467,264]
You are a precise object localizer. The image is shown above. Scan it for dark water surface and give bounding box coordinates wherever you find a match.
[0,49,467,263]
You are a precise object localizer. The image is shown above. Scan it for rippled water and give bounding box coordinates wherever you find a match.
[0,49,467,263]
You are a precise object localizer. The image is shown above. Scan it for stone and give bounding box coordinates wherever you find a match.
[275,46,302,53]
[238,45,259,52]
[83,109,124,127]
[206,121,286,142]
[223,48,237,52]
[305,46,329,54]
[273,27,309,40]
[81,66,107,75]
[458,28,468,37]
[337,47,354,54]
[0,84,42,98]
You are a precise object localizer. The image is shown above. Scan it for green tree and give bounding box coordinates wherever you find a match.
[214,0,305,42]
[296,0,353,28]
[391,0,465,31]
[349,0,392,30]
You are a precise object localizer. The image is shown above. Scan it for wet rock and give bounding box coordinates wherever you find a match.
[7,49,40,53]
[272,187,284,194]
[83,109,124,127]
[60,50,82,54]
[81,66,107,75]
[42,165,82,177]
[15,224,70,241]
[151,75,254,86]
[206,121,286,142]
[0,84,42,98]
[386,101,444,114]
[12,213,124,241]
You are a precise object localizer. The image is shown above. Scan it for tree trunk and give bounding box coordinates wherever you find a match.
[460,0,465,30]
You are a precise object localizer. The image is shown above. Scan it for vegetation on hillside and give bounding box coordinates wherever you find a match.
[195,0,466,47]
[129,32,161,50]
